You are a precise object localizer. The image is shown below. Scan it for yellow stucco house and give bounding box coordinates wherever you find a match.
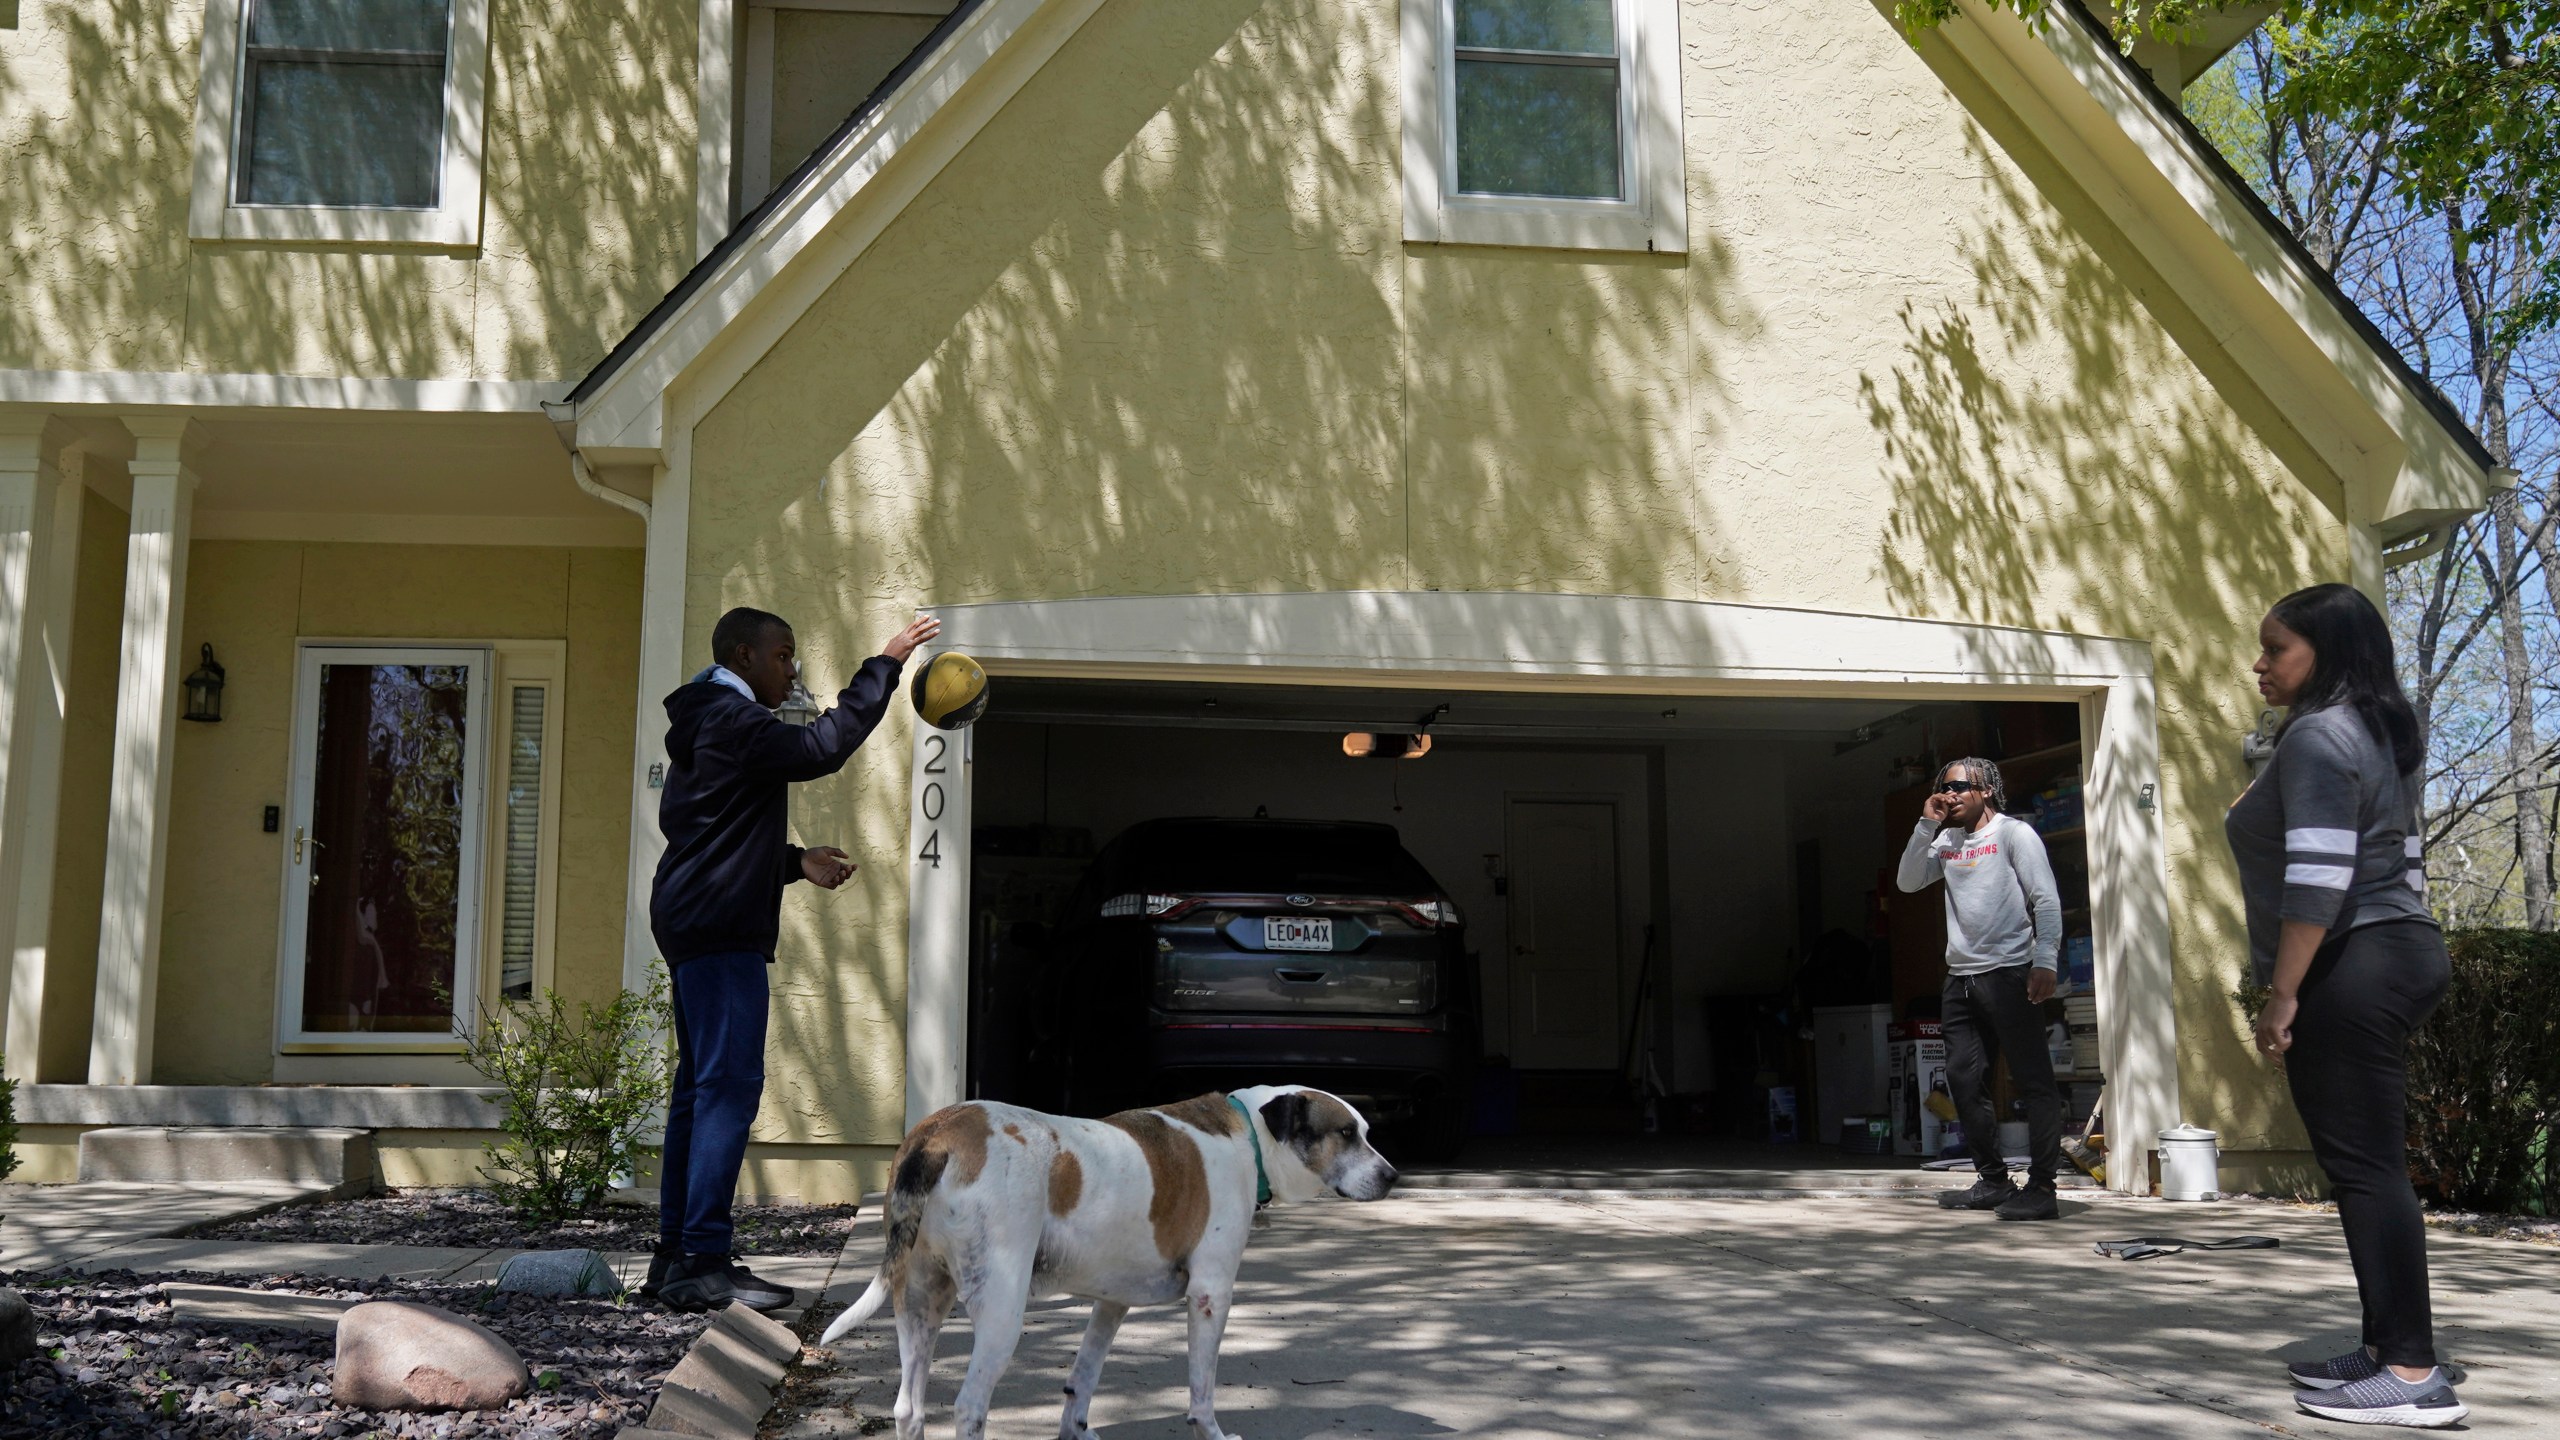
[0,0,2502,1202]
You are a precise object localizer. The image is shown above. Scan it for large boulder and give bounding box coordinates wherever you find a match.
[494,1248,619,1297]
[333,1300,530,1411]
[0,1288,34,1367]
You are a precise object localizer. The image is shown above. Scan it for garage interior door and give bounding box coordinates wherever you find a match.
[961,677,2097,1164]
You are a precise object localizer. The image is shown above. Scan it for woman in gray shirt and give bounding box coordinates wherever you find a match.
[2226,583,2458,1428]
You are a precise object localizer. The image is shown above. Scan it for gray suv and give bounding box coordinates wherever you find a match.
[1031,817,1479,1161]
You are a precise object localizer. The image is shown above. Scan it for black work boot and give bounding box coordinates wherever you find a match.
[1935,1176,2020,1210]
[658,1252,794,1313]
[1995,1184,2061,1222]
[635,1241,679,1301]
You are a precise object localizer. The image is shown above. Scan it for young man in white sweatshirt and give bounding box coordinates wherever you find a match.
[1896,757,2065,1221]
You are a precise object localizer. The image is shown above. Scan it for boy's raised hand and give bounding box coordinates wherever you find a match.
[802,846,856,889]
[883,613,942,663]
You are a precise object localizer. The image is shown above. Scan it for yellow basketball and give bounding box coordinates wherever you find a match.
[910,650,990,730]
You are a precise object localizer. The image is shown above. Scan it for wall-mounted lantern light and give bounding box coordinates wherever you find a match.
[181,643,226,723]
[777,675,821,727]
[2242,707,2280,770]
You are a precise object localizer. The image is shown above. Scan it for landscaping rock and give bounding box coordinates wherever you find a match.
[335,1299,533,1411]
[496,1247,621,1297]
[0,1287,34,1366]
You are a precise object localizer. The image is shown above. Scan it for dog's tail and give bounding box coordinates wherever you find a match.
[818,1277,889,1345]
[818,1118,950,1346]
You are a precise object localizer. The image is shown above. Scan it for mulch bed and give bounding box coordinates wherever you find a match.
[0,1268,715,1440]
[194,1190,860,1257]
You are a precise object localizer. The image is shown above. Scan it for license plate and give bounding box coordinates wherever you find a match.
[1263,917,1333,951]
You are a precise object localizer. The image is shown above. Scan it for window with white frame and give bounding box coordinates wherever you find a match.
[1401,0,1686,253]
[189,0,492,245]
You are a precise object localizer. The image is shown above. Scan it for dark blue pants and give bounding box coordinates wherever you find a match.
[660,951,769,1256]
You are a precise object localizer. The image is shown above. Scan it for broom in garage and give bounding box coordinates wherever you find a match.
[1621,925,1666,1130]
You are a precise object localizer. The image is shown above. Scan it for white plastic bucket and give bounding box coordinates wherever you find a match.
[2159,1124,2221,1201]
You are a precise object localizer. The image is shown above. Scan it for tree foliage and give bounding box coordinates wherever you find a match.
[1896,1,2560,340]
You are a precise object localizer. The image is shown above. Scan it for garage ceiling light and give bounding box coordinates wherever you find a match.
[1343,732,1433,760]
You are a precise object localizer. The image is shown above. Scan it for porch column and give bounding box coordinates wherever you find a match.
[88,417,206,1086]
[0,418,85,1082]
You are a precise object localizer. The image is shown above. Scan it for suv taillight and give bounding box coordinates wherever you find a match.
[1399,899,1462,927]
[1101,892,1197,919]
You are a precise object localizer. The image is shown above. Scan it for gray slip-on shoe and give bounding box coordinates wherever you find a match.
[2290,1348,2382,1391]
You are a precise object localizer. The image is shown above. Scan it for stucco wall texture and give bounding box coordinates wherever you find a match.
[686,0,2355,1175]
[0,0,698,379]
[149,541,640,1085]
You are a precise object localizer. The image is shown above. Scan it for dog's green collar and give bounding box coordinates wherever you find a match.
[1228,1096,1272,1209]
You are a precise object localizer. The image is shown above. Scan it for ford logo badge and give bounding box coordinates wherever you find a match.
[1286,893,1312,907]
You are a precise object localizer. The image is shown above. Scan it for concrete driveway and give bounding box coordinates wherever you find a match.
[797,1189,2557,1439]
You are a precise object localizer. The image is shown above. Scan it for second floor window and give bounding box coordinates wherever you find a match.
[1453,0,1620,200]
[235,0,453,209]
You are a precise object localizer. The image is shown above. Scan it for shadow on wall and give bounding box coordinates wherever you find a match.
[1859,120,2334,1144]
[0,0,694,377]
[691,0,1754,1138]
[696,0,1749,612]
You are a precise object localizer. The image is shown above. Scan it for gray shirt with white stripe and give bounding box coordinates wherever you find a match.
[2224,704,2433,986]
[1896,813,2063,975]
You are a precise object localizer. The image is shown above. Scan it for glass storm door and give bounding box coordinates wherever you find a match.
[278,647,490,1047]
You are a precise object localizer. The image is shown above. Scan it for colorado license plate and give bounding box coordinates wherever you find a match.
[1263,917,1334,951]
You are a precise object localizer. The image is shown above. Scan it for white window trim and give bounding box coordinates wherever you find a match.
[482,641,567,1006]
[274,641,494,1054]
[188,0,492,247]
[1400,0,1686,253]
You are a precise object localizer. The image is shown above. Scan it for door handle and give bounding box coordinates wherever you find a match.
[305,834,326,889]
[1276,969,1327,983]
[293,826,305,864]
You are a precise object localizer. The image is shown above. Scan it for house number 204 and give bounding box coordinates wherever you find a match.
[916,733,948,869]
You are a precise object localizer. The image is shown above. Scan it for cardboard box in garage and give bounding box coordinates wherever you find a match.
[1888,1020,1951,1157]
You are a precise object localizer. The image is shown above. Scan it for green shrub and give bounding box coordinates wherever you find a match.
[457,976,673,1224]
[2240,928,2560,1213]
[0,1059,19,1183]
[2406,930,2560,1213]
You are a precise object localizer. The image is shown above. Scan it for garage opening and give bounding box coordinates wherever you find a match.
[961,677,2097,1172]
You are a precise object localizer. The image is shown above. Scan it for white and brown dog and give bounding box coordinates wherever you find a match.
[819,1084,1397,1440]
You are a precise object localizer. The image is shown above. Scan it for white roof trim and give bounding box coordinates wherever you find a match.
[1947,3,2493,534]
[0,369,560,415]
[572,0,1106,454]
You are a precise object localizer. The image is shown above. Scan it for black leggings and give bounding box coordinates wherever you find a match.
[2287,920,2450,1368]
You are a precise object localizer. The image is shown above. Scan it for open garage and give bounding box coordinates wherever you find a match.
[950,673,2098,1168]
[893,592,2174,1189]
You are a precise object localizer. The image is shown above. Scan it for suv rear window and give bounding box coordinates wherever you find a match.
[1120,823,1438,896]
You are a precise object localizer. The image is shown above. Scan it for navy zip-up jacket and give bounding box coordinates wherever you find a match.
[648,655,904,966]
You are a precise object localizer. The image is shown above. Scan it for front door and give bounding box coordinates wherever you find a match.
[1506,799,1621,1069]
[277,646,490,1048]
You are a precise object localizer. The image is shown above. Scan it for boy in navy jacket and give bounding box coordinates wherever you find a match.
[645,604,938,1311]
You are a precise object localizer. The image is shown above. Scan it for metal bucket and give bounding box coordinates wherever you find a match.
[2159,1123,2221,1201]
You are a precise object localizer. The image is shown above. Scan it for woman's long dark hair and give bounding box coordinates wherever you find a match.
[2268,582,2423,775]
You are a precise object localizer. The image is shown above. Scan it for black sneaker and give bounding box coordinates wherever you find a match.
[2291,1348,2382,1391]
[2295,1367,2466,1427]
[1936,1178,2019,1210]
[1994,1185,2060,1222]
[634,1242,678,1302]
[658,1253,794,1313]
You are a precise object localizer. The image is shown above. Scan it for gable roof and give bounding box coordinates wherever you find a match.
[2051,0,2491,477]
[563,0,993,410]
[564,0,2496,536]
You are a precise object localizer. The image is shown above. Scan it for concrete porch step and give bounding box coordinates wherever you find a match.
[78,1125,376,1196]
